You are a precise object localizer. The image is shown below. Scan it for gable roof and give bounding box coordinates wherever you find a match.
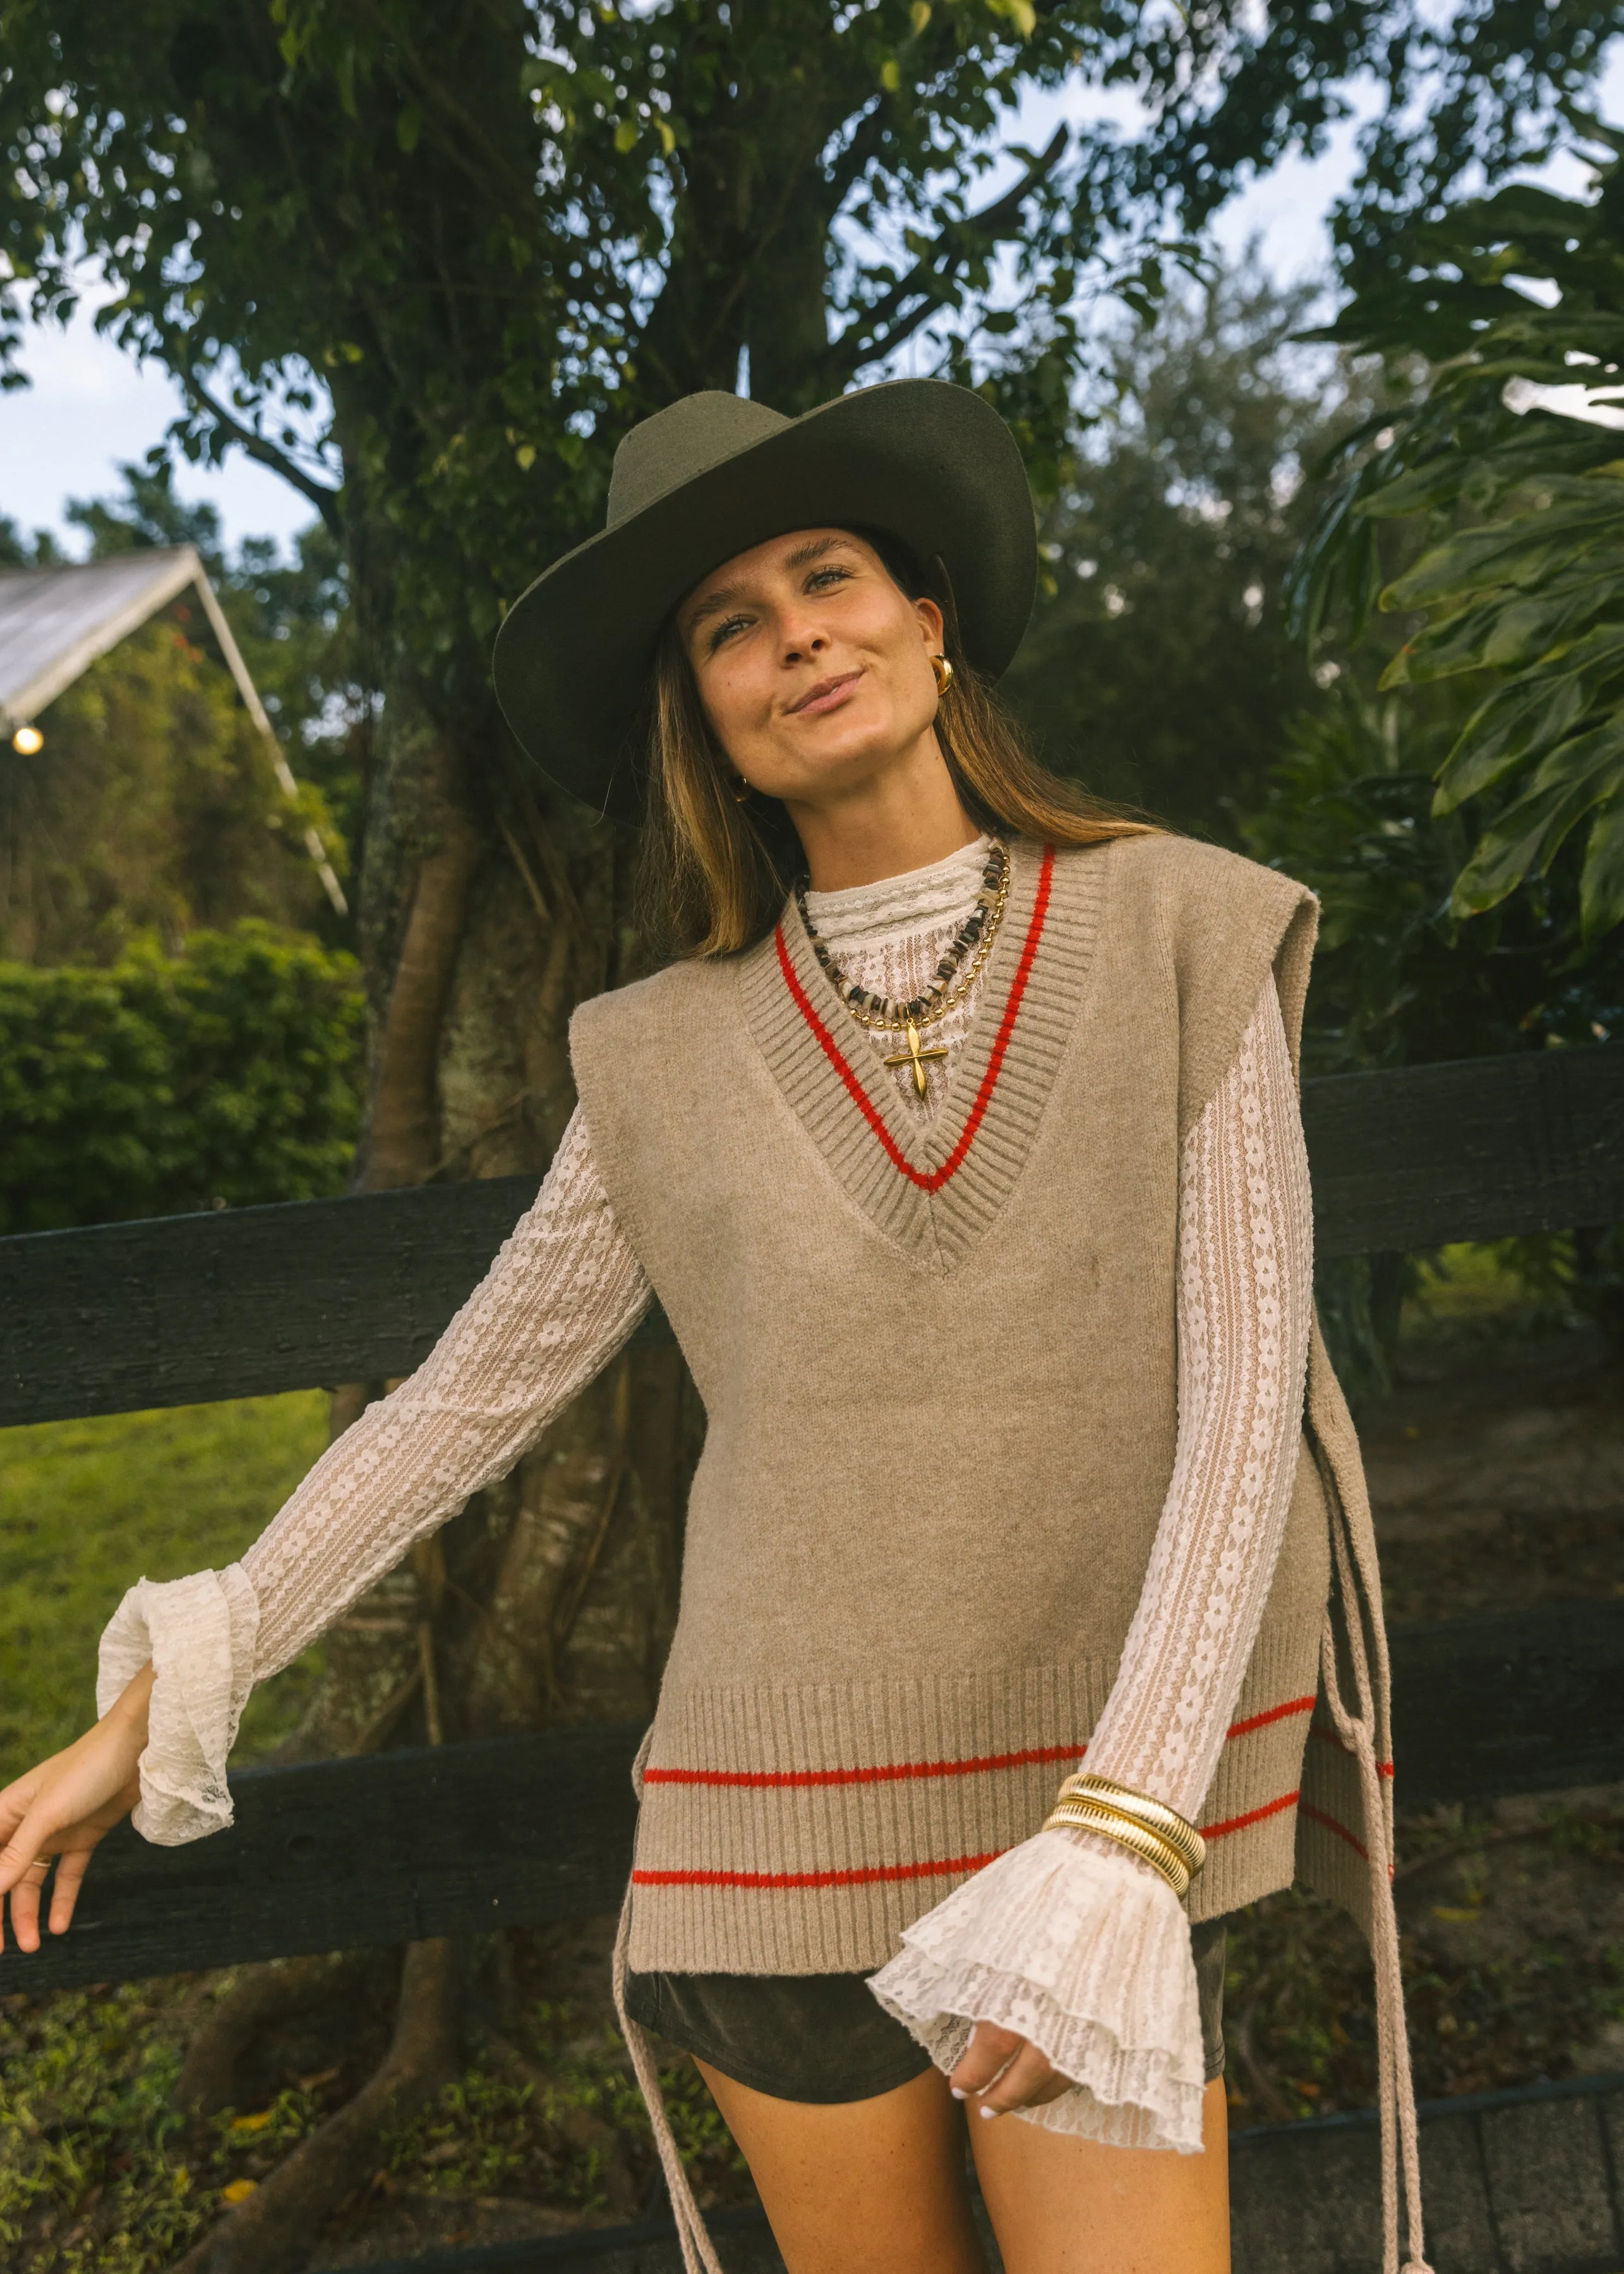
[0,545,346,915]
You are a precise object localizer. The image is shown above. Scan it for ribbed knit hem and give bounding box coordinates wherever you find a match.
[625,1626,1322,1972]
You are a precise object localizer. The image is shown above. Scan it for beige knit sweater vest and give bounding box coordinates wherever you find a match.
[571,833,1387,1975]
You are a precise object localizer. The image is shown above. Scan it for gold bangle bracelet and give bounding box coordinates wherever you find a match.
[1042,1799,1192,1897]
[1053,1774,1206,1876]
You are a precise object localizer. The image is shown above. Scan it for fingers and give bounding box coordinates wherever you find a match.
[970,2039,1070,2114]
[950,2019,1023,2098]
[0,1846,54,1956]
[949,2022,1070,2117]
[49,1846,94,1937]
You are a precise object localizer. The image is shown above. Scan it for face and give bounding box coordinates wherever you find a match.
[676,528,945,808]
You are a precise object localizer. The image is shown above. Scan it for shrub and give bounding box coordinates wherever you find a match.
[0,924,365,1234]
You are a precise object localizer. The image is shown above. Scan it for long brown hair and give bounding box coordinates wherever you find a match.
[637,531,1154,958]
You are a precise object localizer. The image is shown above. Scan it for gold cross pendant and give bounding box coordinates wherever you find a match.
[884,1017,949,1100]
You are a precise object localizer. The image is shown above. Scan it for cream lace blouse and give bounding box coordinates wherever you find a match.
[98,834,1313,2156]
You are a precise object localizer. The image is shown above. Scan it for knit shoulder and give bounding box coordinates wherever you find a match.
[569,951,736,1057]
[1098,829,1312,925]
[1101,833,1318,1129]
[568,952,745,1208]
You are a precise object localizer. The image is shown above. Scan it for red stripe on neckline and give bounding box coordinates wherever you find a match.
[774,845,1056,1194]
[632,1852,1002,1891]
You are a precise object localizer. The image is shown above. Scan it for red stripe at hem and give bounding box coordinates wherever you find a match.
[1200,1788,1299,1843]
[1227,1695,1315,1740]
[1309,1722,1395,1776]
[643,1742,1083,1790]
[644,1695,1320,1793]
[632,1852,1002,1891]
[1299,1800,1371,1862]
[638,1786,1315,1888]
[773,845,1055,1195]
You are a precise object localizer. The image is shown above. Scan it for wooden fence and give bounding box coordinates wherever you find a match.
[1,1042,1621,1998]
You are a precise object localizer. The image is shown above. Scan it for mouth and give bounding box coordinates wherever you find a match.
[786,669,863,718]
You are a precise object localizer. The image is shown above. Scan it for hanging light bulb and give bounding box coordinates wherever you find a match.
[11,725,43,755]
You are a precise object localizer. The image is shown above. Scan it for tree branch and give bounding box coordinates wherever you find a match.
[822,104,893,217]
[822,124,1069,386]
[184,372,344,536]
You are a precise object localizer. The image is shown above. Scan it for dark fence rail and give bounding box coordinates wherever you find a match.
[3,1602,1619,1995]
[3,1045,1621,1428]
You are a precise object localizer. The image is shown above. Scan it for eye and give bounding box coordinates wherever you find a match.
[806,564,851,592]
[706,611,751,653]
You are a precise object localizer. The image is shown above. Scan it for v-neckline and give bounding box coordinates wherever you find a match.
[736,839,1110,1270]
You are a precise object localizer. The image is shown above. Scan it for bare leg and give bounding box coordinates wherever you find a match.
[693,2057,989,2274]
[971,2074,1231,2274]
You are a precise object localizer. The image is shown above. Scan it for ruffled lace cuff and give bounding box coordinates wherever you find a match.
[867,1828,1206,2153]
[96,1567,260,1846]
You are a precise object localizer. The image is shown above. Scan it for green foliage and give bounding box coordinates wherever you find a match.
[3,0,1615,753]
[1004,257,1373,836]
[0,1393,329,1784]
[0,1970,740,2272]
[0,923,365,1234]
[1286,140,1624,939]
[1242,686,1624,1074]
[0,1981,203,2274]
[1242,682,1624,1384]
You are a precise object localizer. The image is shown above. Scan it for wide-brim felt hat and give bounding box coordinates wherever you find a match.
[491,378,1037,822]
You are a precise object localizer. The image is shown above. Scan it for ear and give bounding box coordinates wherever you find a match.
[913,593,945,651]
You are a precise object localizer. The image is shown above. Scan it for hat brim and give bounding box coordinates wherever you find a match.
[491,380,1037,824]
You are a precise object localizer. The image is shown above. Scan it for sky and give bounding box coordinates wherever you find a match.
[3,49,1620,565]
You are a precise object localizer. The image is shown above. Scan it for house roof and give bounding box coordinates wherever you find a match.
[0,544,346,914]
[0,546,212,730]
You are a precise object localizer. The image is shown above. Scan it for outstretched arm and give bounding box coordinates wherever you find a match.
[0,1106,651,1949]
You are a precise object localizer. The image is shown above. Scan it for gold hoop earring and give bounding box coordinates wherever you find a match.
[930,654,955,695]
[730,775,753,804]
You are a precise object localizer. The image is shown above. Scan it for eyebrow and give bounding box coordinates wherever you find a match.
[684,534,859,630]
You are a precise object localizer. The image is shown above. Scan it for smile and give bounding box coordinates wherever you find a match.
[786,670,863,717]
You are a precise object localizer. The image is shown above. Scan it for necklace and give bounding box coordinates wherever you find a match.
[796,839,1011,1097]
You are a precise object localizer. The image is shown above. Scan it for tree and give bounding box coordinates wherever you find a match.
[1003,256,1373,837]
[4,7,1620,2259]
[1287,134,1624,942]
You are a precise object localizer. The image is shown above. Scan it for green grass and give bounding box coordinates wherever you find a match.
[0,1394,330,1784]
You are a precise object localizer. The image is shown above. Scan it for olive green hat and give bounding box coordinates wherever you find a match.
[491,378,1037,822]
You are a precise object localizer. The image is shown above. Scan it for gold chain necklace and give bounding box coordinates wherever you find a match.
[796,841,1011,1096]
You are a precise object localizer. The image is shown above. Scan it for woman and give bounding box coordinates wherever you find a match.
[0,382,1430,2274]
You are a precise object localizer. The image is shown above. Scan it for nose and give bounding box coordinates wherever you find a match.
[778,604,829,666]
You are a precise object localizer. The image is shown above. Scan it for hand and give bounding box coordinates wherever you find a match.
[950,2021,1072,2117]
[0,1663,154,1954]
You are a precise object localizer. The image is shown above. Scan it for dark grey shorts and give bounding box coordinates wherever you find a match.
[623,1917,1228,2106]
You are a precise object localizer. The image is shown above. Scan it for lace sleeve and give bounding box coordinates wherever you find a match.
[870,976,1314,2151]
[1081,970,1314,1811]
[97,1106,653,1843]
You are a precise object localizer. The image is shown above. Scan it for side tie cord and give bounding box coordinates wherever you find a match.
[611,1889,726,2274]
[1320,1508,1433,2274]
[611,1727,726,2274]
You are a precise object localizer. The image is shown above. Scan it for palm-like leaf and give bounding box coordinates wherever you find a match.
[1284,150,1624,937]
